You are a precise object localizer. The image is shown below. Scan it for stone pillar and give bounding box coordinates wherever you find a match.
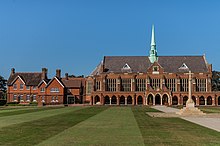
[132,96,135,105]
[153,96,155,105]
[117,96,120,105]
[92,97,95,105]
[160,97,163,105]
[145,97,147,105]
[110,97,112,105]
[205,98,207,106]
[125,97,127,105]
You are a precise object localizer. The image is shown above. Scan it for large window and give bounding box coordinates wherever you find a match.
[26,95,30,102]
[33,95,37,102]
[166,79,176,92]
[196,79,206,92]
[20,84,24,90]
[136,79,146,92]
[86,81,93,94]
[106,79,117,92]
[150,78,161,90]
[95,80,101,91]
[13,94,17,101]
[26,86,30,90]
[41,87,45,92]
[180,78,188,92]
[50,88,59,93]
[13,84,17,90]
[121,79,131,92]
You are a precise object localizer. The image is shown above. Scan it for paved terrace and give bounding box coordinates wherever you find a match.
[151,106,220,132]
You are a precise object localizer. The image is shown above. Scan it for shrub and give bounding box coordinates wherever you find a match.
[0,100,7,106]
[6,102,19,106]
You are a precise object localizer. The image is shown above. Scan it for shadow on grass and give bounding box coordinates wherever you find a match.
[132,106,220,146]
[0,107,108,146]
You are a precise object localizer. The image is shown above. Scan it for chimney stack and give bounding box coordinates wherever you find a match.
[65,73,68,80]
[11,68,15,76]
[41,68,48,80]
[56,69,61,79]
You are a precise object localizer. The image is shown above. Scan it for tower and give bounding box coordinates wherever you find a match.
[149,25,158,63]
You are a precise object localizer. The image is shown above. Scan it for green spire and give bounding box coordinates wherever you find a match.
[149,25,158,63]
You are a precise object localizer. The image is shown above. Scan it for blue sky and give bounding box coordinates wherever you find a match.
[1,0,220,78]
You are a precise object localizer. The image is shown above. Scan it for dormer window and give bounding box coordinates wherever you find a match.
[179,63,189,70]
[20,84,24,90]
[153,66,159,72]
[123,63,131,69]
[121,63,132,73]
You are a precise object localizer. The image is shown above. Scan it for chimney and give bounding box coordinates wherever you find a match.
[41,68,48,80]
[11,68,15,76]
[65,73,68,80]
[56,69,61,79]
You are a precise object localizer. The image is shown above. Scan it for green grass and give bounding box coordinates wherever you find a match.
[132,106,220,146]
[0,106,220,146]
[0,106,84,128]
[37,107,145,146]
[199,107,220,113]
[0,107,107,146]
[0,106,64,117]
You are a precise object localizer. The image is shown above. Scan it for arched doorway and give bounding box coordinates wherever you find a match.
[207,96,212,105]
[172,96,178,105]
[155,94,161,105]
[162,94,168,105]
[192,96,196,105]
[147,94,153,105]
[95,95,100,104]
[111,96,117,104]
[127,96,132,105]
[183,96,188,106]
[120,96,125,105]
[199,96,205,105]
[104,96,110,105]
[137,96,143,105]
[218,97,220,105]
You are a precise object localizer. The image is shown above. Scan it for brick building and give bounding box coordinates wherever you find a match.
[7,68,85,105]
[86,26,220,106]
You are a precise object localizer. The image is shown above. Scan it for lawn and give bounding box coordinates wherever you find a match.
[0,106,219,146]
[198,106,220,113]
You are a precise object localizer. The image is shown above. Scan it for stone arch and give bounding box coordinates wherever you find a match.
[172,96,178,105]
[155,94,161,105]
[192,96,196,105]
[162,94,169,105]
[127,96,132,105]
[183,96,188,106]
[120,96,125,105]
[104,96,110,105]
[207,96,212,105]
[218,96,220,106]
[111,95,117,104]
[94,95,100,104]
[199,96,205,105]
[137,96,143,105]
[147,94,154,105]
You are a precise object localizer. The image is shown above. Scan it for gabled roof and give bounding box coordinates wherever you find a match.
[91,56,209,74]
[61,78,85,88]
[46,77,64,88]
[8,73,42,86]
[38,79,51,87]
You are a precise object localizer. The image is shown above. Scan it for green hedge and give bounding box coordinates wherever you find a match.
[0,100,7,106]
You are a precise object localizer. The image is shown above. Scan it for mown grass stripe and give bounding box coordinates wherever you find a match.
[37,107,145,146]
[0,106,84,128]
[132,107,220,146]
[0,106,64,117]
[0,106,107,146]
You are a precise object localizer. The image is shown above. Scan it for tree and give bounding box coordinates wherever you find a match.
[212,71,220,91]
[0,75,7,99]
